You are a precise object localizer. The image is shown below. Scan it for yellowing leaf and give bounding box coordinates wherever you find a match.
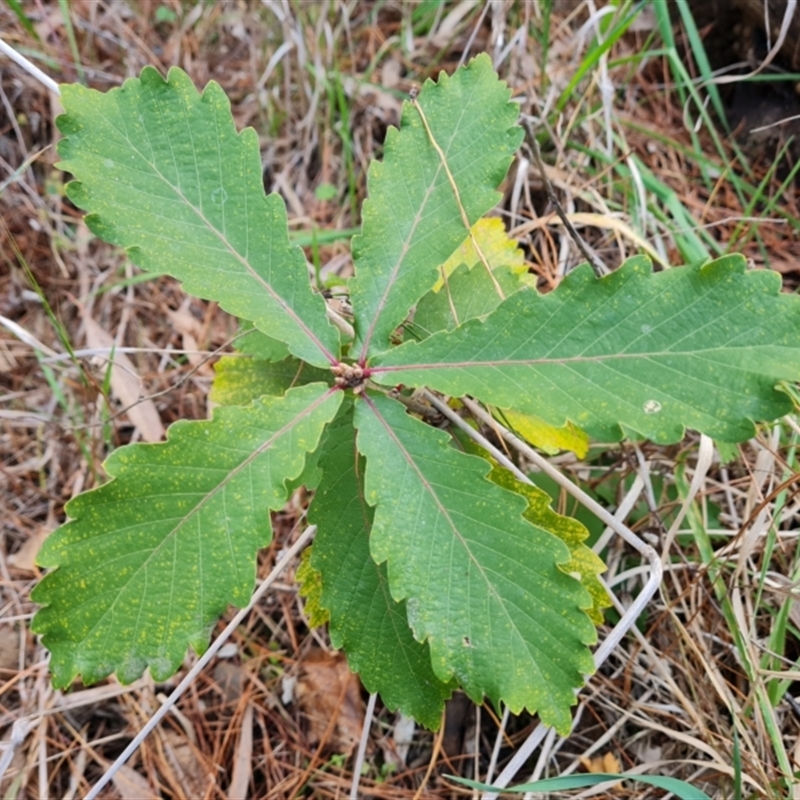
[297,548,329,627]
[210,355,330,407]
[489,466,608,625]
[498,408,590,458]
[432,217,526,291]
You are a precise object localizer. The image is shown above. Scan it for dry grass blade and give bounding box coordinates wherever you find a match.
[80,313,165,443]
[228,702,253,800]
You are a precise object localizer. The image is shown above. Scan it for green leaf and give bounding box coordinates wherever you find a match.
[154,5,177,23]
[56,67,339,368]
[309,403,453,728]
[371,255,800,443]
[447,429,605,624]
[32,383,342,688]
[350,54,522,358]
[210,355,331,406]
[450,772,712,799]
[411,262,522,339]
[354,392,596,733]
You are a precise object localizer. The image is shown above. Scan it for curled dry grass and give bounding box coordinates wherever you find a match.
[2,1,800,797]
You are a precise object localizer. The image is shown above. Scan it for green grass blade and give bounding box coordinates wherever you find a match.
[673,0,727,128]
[450,771,713,799]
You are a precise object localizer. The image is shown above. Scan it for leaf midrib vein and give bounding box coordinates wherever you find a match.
[373,343,781,373]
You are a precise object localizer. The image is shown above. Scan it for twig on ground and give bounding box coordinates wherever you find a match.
[524,122,607,277]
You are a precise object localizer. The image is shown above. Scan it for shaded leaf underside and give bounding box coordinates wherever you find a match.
[57,67,338,367]
[32,384,342,687]
[354,392,595,733]
[412,261,522,339]
[372,255,800,443]
[235,322,291,362]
